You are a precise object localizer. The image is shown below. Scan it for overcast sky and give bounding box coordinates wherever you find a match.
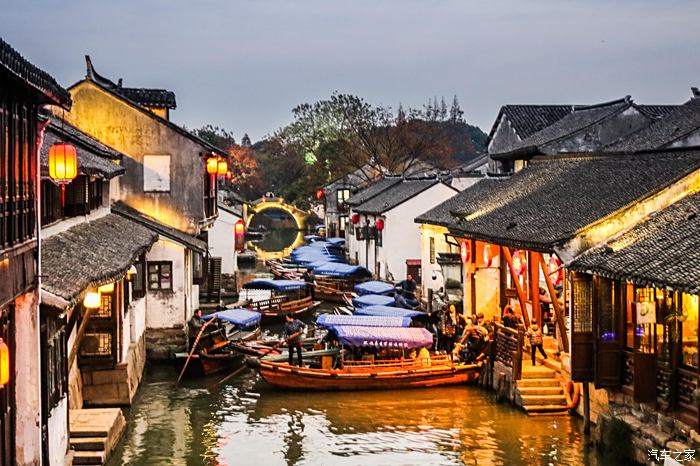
[3,0,700,141]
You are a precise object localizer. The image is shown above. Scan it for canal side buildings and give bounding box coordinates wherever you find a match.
[61,57,228,360]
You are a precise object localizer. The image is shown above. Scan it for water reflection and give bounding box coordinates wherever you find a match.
[110,366,608,466]
[251,228,304,263]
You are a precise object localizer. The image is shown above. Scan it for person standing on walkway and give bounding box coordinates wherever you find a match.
[284,314,307,367]
[527,319,548,365]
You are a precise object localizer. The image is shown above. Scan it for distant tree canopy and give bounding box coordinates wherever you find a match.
[193,94,486,208]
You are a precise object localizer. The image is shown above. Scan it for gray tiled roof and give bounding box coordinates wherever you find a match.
[493,98,631,157]
[0,36,71,108]
[606,98,700,153]
[447,150,700,251]
[414,178,498,228]
[42,214,157,302]
[40,118,125,180]
[569,191,700,294]
[487,105,572,143]
[347,177,402,207]
[637,105,679,119]
[354,178,447,215]
[112,202,208,253]
[118,87,176,109]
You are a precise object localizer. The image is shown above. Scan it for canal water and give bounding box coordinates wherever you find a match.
[108,226,613,466]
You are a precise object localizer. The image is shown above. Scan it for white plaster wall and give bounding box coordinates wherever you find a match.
[129,295,147,344]
[451,176,485,192]
[376,184,458,281]
[209,208,240,275]
[14,290,41,466]
[419,226,451,295]
[48,396,68,466]
[145,239,188,329]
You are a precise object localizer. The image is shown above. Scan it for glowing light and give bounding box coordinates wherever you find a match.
[0,339,9,386]
[206,157,218,174]
[217,159,228,176]
[512,250,526,276]
[460,240,471,264]
[234,219,245,251]
[376,219,385,231]
[83,290,101,309]
[48,143,78,183]
[126,265,137,281]
[98,282,114,293]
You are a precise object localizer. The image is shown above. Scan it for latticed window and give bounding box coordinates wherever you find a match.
[80,332,113,358]
[573,277,593,333]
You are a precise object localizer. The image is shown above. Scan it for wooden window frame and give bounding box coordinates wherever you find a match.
[147,261,173,291]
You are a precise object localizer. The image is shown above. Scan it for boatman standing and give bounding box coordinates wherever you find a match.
[396,274,419,308]
[188,309,204,351]
[302,267,317,300]
[284,314,307,367]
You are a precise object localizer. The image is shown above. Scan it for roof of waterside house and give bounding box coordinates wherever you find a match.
[41,214,157,304]
[0,36,71,108]
[569,191,700,295]
[487,105,573,146]
[414,178,498,228]
[112,202,208,253]
[606,98,700,153]
[117,87,176,109]
[446,149,700,252]
[347,176,403,207]
[491,97,635,159]
[218,201,242,218]
[40,117,125,180]
[354,177,455,215]
[70,56,226,158]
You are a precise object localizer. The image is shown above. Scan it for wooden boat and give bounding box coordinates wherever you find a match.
[247,325,482,390]
[173,309,262,378]
[248,354,481,391]
[240,279,320,319]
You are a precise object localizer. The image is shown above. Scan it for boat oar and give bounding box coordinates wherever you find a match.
[177,318,217,384]
[256,323,319,359]
[215,364,249,386]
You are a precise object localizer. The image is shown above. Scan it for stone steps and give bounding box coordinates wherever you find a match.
[518,386,564,396]
[73,450,106,465]
[521,367,556,379]
[70,408,125,465]
[516,362,570,415]
[523,404,571,414]
[516,378,561,388]
[71,437,108,451]
[521,394,567,405]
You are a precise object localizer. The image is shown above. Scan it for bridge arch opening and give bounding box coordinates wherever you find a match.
[246,198,309,231]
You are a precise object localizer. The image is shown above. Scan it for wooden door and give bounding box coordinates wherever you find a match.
[571,272,594,382]
[593,277,623,387]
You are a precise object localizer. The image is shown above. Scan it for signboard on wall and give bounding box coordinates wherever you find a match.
[636,302,656,324]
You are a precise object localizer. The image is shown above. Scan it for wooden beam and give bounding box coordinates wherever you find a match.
[538,254,570,352]
[68,306,94,370]
[530,251,541,325]
[502,246,530,327]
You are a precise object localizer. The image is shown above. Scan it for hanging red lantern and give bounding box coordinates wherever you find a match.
[460,240,471,264]
[512,250,527,276]
[206,157,219,174]
[234,219,246,251]
[48,143,78,206]
[548,254,564,285]
[217,159,228,176]
[0,338,9,387]
[483,243,494,267]
[225,170,232,180]
[315,189,325,201]
[376,218,385,231]
[351,213,360,225]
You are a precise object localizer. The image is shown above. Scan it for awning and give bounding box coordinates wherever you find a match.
[203,309,261,329]
[314,263,371,278]
[352,294,395,308]
[41,213,158,305]
[354,280,395,296]
[316,314,411,328]
[354,305,425,319]
[334,326,433,349]
[242,279,307,291]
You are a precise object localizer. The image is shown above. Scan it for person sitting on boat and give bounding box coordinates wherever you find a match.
[396,274,419,307]
[188,309,204,351]
[284,314,307,367]
[417,347,431,366]
[455,322,489,363]
[302,267,317,300]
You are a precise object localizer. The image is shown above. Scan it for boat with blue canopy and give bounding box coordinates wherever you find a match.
[352,294,395,308]
[240,279,319,319]
[334,326,433,349]
[354,305,425,319]
[203,308,262,329]
[354,280,395,296]
[316,314,411,328]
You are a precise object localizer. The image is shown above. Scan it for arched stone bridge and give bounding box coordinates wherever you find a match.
[246,196,312,230]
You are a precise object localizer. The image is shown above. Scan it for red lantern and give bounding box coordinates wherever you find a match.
[217,159,228,176]
[548,254,564,285]
[483,243,494,267]
[512,250,526,276]
[206,157,218,174]
[351,213,360,225]
[315,189,325,201]
[376,218,384,231]
[234,219,246,251]
[460,240,471,264]
[225,170,232,180]
[48,143,78,206]
[0,339,9,387]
